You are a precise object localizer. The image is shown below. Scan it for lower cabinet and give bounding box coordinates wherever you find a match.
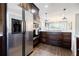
[0,36,3,56]
[77,37,79,56]
[62,42,71,49]
[62,32,71,49]
[33,36,39,47]
[39,32,71,49]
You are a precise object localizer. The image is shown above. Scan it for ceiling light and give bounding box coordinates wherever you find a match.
[62,8,67,20]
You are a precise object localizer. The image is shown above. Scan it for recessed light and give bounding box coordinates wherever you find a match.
[44,5,48,8]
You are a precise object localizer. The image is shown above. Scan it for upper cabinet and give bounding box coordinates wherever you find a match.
[19,3,32,10]
[30,4,40,29]
[14,3,40,29]
[31,4,40,21]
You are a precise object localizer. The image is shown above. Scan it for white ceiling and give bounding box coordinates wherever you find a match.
[35,3,79,22]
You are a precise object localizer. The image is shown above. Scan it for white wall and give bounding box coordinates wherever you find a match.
[75,14,79,35]
[75,14,79,56]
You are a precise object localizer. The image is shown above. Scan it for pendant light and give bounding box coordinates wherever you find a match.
[62,8,67,20]
[45,12,48,27]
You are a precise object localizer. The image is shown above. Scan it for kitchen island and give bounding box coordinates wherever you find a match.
[39,31,72,49]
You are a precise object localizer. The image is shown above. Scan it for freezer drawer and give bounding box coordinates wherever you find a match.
[8,33,23,56]
[25,31,33,55]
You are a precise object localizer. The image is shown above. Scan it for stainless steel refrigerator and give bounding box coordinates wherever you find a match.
[25,10,33,55]
[6,3,33,56]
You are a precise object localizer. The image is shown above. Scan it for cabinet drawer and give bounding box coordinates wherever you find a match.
[63,32,71,35]
[33,38,39,46]
[63,36,71,39]
[62,42,71,49]
[63,39,71,43]
[77,50,79,56]
[47,40,62,46]
[41,38,47,43]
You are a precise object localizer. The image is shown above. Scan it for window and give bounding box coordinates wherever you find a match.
[47,21,70,31]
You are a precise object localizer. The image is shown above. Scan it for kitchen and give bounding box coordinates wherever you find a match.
[0,3,79,56]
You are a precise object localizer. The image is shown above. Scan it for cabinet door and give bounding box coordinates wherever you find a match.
[62,32,71,49]
[40,32,48,43]
[77,38,79,56]
[0,4,4,56]
[62,42,71,49]
[0,36,3,56]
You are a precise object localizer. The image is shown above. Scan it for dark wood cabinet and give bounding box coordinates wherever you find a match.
[39,32,71,49]
[62,32,71,49]
[33,36,39,47]
[0,4,6,56]
[0,36,3,56]
[77,37,79,56]
[40,32,48,43]
[63,32,71,42]
[40,32,62,46]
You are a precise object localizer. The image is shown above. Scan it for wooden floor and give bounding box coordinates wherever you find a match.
[30,43,72,56]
